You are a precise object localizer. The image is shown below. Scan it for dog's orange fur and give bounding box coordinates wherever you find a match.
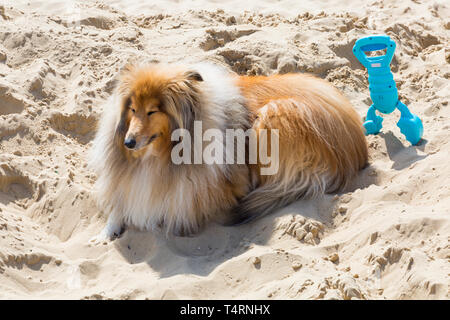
[237,74,368,168]
[231,73,368,221]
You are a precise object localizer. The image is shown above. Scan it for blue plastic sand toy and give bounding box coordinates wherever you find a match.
[353,34,423,145]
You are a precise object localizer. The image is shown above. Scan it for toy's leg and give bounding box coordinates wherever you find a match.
[396,101,423,145]
[363,105,383,135]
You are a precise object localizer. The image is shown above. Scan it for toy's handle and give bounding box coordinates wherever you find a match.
[353,35,396,69]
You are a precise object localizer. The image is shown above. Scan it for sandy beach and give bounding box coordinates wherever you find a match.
[0,0,449,299]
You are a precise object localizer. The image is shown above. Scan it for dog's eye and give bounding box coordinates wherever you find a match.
[131,108,135,113]
[147,111,157,116]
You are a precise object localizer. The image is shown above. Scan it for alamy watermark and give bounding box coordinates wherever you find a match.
[171,121,279,176]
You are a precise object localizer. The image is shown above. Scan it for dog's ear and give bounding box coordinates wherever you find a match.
[185,70,203,82]
[117,63,137,96]
[120,62,135,75]
[163,71,202,132]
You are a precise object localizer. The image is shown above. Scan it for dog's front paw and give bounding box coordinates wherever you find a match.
[89,229,113,245]
[89,224,125,245]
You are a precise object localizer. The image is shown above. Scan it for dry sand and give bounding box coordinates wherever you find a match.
[0,0,449,299]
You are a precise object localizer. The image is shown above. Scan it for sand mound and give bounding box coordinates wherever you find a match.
[0,0,448,299]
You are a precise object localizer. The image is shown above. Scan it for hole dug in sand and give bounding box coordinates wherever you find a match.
[0,163,37,205]
[0,83,27,115]
[47,111,98,145]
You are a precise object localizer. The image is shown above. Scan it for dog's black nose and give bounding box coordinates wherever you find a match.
[124,138,136,149]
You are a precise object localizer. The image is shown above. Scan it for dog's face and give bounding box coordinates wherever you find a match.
[123,93,170,155]
[115,63,203,159]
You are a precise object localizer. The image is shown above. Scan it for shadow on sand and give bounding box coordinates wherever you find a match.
[112,162,379,279]
[379,131,428,170]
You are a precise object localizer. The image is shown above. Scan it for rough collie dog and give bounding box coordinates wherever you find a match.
[89,62,368,240]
